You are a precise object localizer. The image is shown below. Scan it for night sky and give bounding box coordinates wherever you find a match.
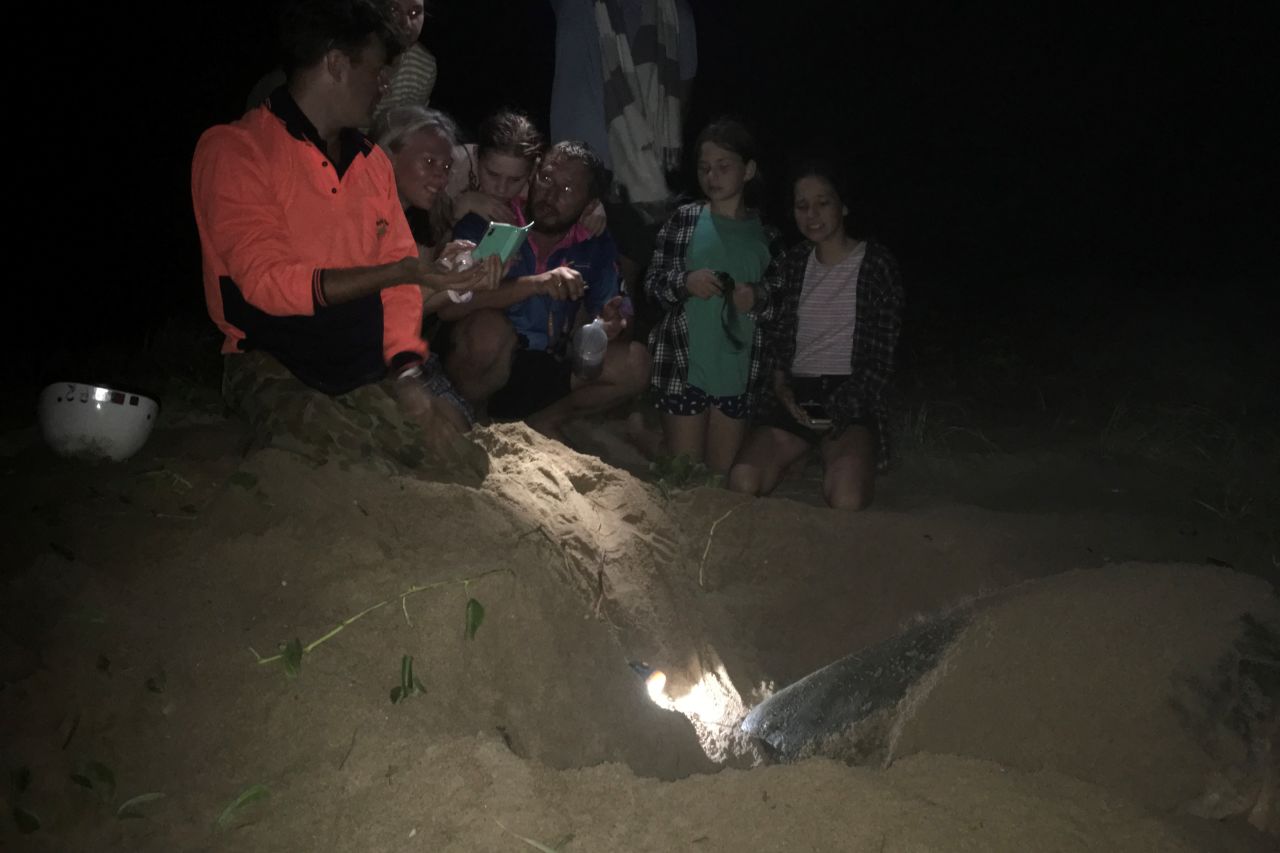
[18,0,1277,390]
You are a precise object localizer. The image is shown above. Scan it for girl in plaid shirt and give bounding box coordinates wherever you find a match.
[728,158,903,510]
[644,119,783,474]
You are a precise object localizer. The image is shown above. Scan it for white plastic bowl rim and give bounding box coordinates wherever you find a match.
[38,382,160,461]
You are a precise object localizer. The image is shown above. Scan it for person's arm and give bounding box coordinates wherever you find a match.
[826,246,904,424]
[438,214,543,319]
[450,191,515,226]
[578,198,607,237]
[643,205,698,309]
[436,273,542,321]
[731,232,774,315]
[752,249,787,325]
[192,128,328,318]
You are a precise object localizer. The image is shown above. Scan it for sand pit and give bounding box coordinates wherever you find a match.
[1,410,1276,851]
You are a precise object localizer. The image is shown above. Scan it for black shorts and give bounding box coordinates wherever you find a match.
[486,347,573,421]
[654,385,749,419]
[760,375,875,445]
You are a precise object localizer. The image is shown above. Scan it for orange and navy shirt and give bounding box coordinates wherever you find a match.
[192,88,426,394]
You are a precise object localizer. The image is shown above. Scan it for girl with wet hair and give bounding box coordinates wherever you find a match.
[443,109,607,234]
[644,118,783,475]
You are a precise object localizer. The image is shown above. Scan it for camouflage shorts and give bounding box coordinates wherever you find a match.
[223,351,438,477]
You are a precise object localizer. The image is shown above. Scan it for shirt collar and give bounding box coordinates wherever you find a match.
[265,86,374,177]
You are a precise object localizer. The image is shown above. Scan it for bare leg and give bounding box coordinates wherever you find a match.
[728,425,810,497]
[444,309,517,409]
[661,410,709,463]
[820,425,877,510]
[703,406,748,476]
[526,340,650,440]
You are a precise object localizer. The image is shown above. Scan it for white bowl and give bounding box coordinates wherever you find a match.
[38,382,159,461]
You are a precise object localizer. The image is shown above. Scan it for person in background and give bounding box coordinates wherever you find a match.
[445,109,605,234]
[370,0,439,127]
[547,0,697,296]
[248,0,437,129]
[645,119,782,474]
[728,157,904,510]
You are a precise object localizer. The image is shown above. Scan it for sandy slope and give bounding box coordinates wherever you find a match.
[1,411,1275,851]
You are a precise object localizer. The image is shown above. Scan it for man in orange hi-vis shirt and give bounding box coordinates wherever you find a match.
[192,0,499,481]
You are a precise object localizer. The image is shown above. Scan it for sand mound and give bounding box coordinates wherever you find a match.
[741,564,1279,832]
[890,564,1279,825]
[2,419,1276,850]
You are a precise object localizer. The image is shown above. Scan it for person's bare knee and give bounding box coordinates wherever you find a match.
[705,408,746,475]
[447,310,516,403]
[826,479,874,511]
[728,463,762,496]
[821,426,877,510]
[662,412,707,462]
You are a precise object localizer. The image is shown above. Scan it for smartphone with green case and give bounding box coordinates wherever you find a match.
[472,221,534,265]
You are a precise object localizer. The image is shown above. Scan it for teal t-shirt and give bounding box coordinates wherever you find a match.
[684,207,772,397]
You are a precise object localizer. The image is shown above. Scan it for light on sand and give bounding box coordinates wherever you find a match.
[629,660,747,760]
[645,669,667,703]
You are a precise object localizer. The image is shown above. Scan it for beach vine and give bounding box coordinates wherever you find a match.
[249,568,510,672]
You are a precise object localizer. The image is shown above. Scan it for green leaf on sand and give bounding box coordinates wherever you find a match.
[215,783,269,831]
[465,598,485,640]
[282,638,303,679]
[117,792,165,819]
[71,761,116,799]
[13,806,40,834]
[390,655,425,704]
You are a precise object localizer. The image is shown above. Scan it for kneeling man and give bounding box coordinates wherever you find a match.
[443,141,649,441]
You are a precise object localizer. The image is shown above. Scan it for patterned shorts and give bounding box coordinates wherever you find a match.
[222,350,479,481]
[655,385,749,419]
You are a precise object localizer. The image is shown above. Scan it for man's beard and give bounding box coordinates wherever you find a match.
[527,198,579,234]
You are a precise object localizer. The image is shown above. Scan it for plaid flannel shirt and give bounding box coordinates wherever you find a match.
[645,202,784,407]
[757,239,904,470]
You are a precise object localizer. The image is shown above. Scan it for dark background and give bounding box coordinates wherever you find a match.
[15,0,1278,393]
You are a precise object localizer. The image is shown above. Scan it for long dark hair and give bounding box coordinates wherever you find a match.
[694,118,765,210]
[787,153,858,238]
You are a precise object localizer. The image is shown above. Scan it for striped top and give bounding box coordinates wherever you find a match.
[371,43,438,127]
[791,242,867,376]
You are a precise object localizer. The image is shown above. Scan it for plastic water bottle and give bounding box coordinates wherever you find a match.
[572,318,608,381]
